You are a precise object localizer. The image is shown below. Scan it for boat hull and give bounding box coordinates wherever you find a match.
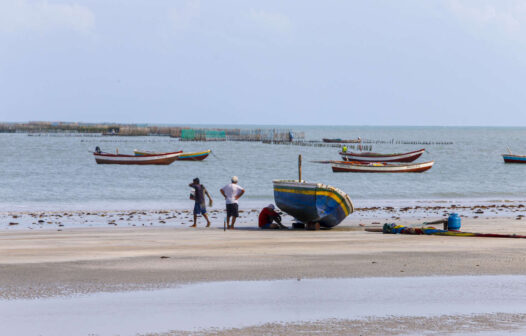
[134,150,211,161]
[177,150,211,161]
[94,151,181,165]
[503,154,526,163]
[332,161,434,173]
[323,138,361,143]
[340,148,425,162]
[273,180,353,228]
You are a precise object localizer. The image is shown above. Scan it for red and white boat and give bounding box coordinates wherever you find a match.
[93,151,182,165]
[332,160,434,173]
[340,148,425,163]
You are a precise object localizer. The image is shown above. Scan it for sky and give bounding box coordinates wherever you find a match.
[1,0,526,126]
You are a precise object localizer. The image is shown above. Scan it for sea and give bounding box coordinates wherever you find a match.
[1,125,526,212]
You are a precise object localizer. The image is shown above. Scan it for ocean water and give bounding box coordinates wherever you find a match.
[1,126,526,212]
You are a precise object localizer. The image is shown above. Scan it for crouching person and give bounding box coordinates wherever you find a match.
[258,204,286,229]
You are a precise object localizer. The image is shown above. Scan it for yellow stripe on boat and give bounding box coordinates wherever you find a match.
[273,187,316,196]
[317,190,351,216]
[274,187,350,216]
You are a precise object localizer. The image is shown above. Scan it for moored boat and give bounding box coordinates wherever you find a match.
[273,180,353,228]
[323,138,361,143]
[502,154,526,163]
[340,148,425,162]
[94,151,182,165]
[134,149,211,161]
[332,160,434,173]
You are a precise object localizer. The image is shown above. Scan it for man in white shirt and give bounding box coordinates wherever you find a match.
[220,176,245,229]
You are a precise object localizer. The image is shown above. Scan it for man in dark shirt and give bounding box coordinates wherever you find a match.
[258,204,284,229]
[189,178,213,228]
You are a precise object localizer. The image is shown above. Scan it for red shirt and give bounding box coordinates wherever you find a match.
[259,207,278,227]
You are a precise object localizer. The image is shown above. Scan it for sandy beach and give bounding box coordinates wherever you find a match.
[3,215,526,298]
[2,208,526,335]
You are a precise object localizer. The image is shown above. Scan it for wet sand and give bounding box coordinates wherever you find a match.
[2,215,526,299]
[2,209,526,334]
[2,201,525,230]
[147,314,526,336]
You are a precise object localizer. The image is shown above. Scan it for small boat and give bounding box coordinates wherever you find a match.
[332,160,434,173]
[93,151,182,165]
[502,154,526,163]
[273,180,353,228]
[134,149,211,161]
[323,138,361,143]
[340,148,425,162]
[177,150,211,161]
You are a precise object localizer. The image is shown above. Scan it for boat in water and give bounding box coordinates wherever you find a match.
[273,180,353,228]
[340,148,425,162]
[134,149,211,161]
[323,138,361,143]
[93,150,182,165]
[502,150,526,164]
[332,160,434,173]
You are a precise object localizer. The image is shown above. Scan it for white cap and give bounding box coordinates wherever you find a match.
[267,204,275,210]
[231,176,238,183]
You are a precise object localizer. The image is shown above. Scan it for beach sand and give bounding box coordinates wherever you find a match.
[2,210,526,334]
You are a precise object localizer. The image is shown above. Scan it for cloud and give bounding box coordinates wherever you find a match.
[249,9,292,34]
[0,0,95,34]
[446,0,526,35]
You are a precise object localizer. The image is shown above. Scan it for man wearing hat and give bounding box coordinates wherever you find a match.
[220,176,245,229]
[189,177,213,228]
[258,204,284,229]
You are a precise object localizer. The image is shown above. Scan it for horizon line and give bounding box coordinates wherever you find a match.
[3,120,526,128]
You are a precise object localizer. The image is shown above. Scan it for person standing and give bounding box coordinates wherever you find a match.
[189,178,213,228]
[220,176,245,229]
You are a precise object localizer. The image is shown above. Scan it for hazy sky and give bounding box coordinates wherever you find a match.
[1,0,526,126]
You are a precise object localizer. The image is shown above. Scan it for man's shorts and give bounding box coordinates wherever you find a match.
[226,203,239,217]
[194,202,207,215]
[261,223,275,229]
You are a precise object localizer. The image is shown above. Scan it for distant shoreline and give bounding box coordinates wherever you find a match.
[0,122,302,141]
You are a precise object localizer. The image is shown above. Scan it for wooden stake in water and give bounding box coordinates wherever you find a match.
[298,154,302,182]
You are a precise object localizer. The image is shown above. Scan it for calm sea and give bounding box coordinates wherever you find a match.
[1,126,526,212]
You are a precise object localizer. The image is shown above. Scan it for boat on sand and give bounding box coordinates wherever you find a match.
[340,148,425,163]
[332,160,434,173]
[93,151,182,165]
[273,180,353,228]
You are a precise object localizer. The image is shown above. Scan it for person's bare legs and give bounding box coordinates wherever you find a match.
[226,216,231,229]
[231,216,237,229]
[190,214,197,227]
[203,213,211,227]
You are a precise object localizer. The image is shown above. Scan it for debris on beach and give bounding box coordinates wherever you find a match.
[381,223,526,239]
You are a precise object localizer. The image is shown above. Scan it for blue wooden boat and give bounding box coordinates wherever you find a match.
[273,180,353,228]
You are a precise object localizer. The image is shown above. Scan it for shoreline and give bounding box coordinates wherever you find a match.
[2,197,526,213]
[2,201,525,230]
